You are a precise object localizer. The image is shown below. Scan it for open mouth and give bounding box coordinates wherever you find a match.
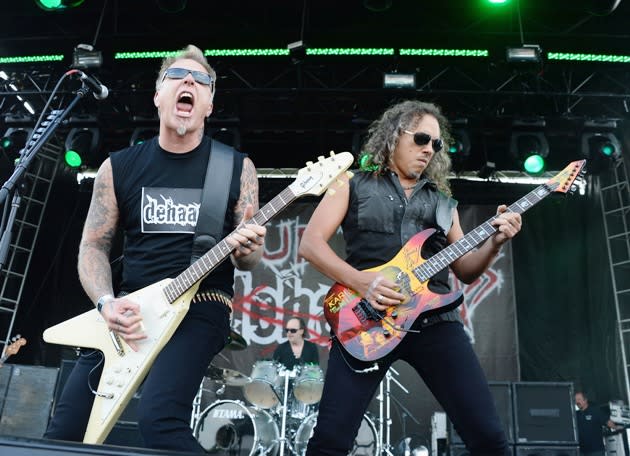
[176,91,194,114]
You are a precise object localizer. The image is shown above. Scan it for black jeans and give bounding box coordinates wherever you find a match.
[306,321,510,456]
[44,301,230,453]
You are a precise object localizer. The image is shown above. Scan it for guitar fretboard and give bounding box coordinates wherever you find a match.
[163,186,299,303]
[415,181,558,282]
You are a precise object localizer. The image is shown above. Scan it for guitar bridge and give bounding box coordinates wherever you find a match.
[353,299,386,324]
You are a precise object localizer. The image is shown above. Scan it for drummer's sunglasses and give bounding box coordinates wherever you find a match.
[285,328,300,333]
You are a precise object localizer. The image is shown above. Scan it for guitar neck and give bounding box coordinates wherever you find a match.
[415,181,557,282]
[163,186,299,302]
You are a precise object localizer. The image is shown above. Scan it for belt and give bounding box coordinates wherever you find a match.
[191,288,233,312]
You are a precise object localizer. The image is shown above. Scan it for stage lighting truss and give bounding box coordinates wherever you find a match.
[509,131,549,176]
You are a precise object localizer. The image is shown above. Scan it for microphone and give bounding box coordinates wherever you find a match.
[78,70,109,100]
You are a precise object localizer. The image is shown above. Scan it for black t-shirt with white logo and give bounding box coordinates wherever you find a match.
[109,136,244,295]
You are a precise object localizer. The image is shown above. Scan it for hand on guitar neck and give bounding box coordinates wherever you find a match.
[0,335,26,367]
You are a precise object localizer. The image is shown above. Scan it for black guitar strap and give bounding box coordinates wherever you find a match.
[191,139,234,264]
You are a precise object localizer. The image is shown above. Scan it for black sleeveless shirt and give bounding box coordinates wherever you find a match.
[109,135,244,295]
[342,170,457,294]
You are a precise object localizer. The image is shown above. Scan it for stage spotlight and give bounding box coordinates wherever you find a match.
[129,127,158,146]
[581,132,621,174]
[64,127,100,169]
[35,0,85,11]
[1,128,32,164]
[448,129,471,172]
[510,131,549,175]
[383,73,416,89]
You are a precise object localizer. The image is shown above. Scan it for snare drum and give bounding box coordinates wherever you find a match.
[194,400,279,456]
[293,364,324,405]
[293,412,379,455]
[243,360,283,409]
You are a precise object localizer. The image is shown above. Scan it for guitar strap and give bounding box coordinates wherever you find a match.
[190,139,234,264]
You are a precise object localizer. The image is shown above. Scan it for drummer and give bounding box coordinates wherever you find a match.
[272,317,319,370]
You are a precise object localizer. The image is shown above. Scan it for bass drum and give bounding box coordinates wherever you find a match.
[194,400,279,456]
[293,412,380,455]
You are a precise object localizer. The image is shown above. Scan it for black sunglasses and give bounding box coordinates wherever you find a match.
[162,67,214,87]
[402,130,444,152]
[285,328,300,334]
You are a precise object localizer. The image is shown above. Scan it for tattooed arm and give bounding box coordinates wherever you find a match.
[79,158,145,349]
[78,158,119,303]
[229,157,267,270]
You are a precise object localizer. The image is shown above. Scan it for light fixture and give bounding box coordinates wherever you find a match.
[383,73,416,89]
[130,127,158,146]
[288,40,306,64]
[448,129,471,172]
[506,45,542,63]
[1,128,32,164]
[72,44,103,69]
[64,127,100,169]
[581,131,621,174]
[510,130,549,175]
[34,0,85,11]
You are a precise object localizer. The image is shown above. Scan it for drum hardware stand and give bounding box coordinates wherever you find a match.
[376,367,410,456]
[276,368,296,456]
[190,381,204,431]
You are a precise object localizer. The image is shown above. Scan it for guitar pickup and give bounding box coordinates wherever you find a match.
[353,299,385,324]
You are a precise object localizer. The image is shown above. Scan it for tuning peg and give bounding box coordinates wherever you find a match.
[336,178,344,187]
[306,161,314,167]
[329,150,336,156]
[328,188,336,196]
[346,171,354,179]
[317,156,325,162]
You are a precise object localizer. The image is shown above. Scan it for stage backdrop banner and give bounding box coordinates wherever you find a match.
[210,201,518,446]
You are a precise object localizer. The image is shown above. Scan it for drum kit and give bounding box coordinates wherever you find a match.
[189,332,382,456]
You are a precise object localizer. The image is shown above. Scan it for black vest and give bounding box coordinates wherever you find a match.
[110,135,244,295]
[341,170,457,294]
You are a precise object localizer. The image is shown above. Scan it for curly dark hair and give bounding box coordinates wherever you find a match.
[361,100,453,196]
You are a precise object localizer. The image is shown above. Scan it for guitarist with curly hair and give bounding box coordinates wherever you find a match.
[299,100,522,456]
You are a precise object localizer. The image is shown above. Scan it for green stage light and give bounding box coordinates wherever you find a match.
[581,132,621,174]
[510,131,549,175]
[358,153,378,172]
[64,127,100,169]
[64,150,82,168]
[523,154,546,174]
[486,0,509,4]
[35,0,84,11]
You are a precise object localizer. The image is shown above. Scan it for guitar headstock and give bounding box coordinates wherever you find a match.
[290,151,354,197]
[546,160,587,194]
[4,336,26,357]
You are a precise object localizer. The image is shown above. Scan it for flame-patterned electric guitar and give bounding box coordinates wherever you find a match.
[324,160,586,362]
[43,151,354,444]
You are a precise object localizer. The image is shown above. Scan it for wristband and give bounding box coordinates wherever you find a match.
[96,294,114,313]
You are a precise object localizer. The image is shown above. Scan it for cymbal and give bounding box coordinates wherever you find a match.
[206,364,251,386]
[225,329,247,350]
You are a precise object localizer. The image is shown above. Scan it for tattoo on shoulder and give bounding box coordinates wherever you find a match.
[234,158,259,225]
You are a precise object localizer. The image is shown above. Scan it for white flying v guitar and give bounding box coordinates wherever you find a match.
[43,151,354,444]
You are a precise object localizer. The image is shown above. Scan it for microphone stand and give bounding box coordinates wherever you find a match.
[0,85,91,273]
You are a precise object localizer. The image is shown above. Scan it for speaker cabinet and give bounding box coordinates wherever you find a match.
[515,445,578,456]
[450,444,514,456]
[0,364,59,438]
[512,382,577,445]
[449,381,514,445]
